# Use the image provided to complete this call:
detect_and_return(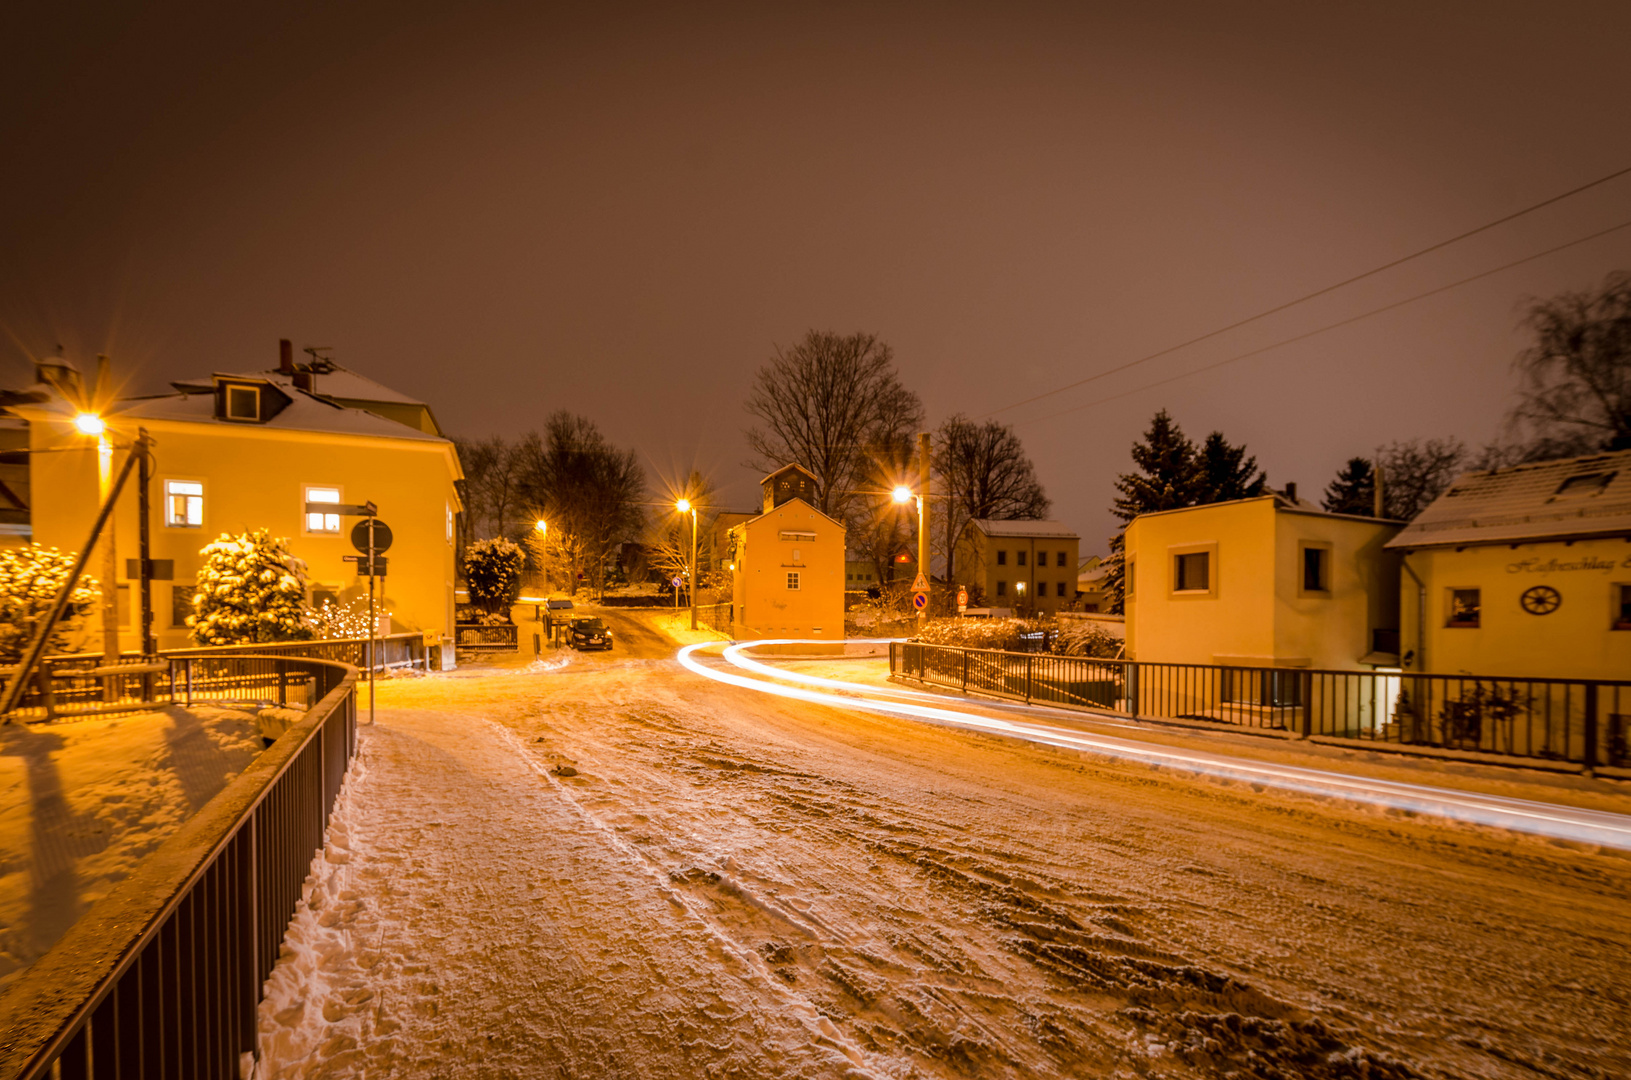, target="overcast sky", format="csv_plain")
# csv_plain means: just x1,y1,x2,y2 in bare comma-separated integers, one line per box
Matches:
5,1,1630,551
